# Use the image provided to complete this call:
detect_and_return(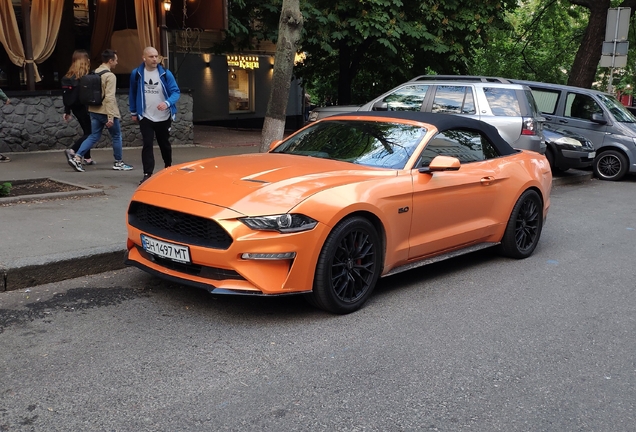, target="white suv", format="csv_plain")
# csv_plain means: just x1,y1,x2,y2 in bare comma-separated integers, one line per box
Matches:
309,76,546,154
